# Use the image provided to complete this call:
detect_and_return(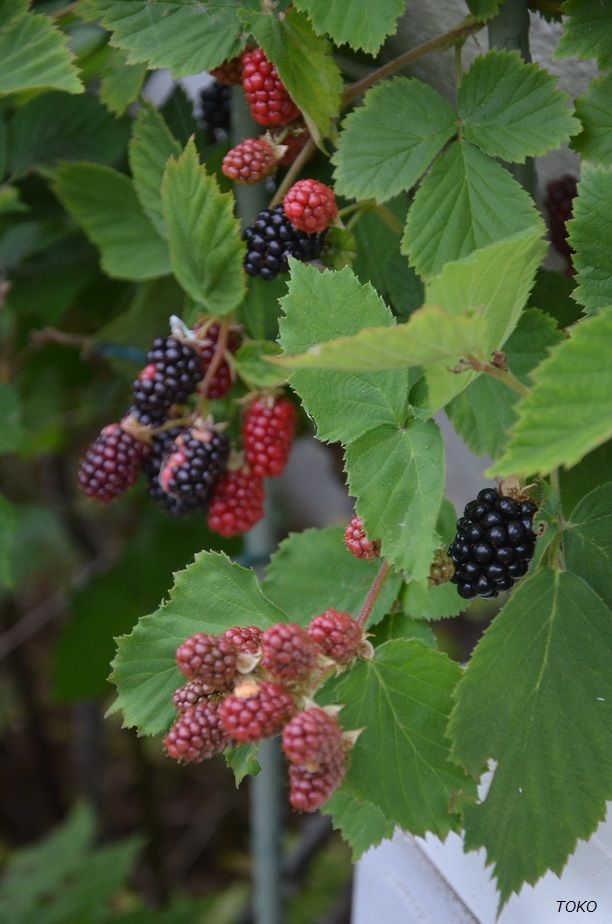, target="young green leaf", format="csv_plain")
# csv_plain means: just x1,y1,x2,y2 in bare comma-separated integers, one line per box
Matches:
54,163,171,281
129,104,181,237
402,140,543,279
252,8,343,147
80,0,245,77
0,2,82,95
449,568,612,907
345,419,444,582
110,552,286,736
568,164,612,313
492,308,612,477
333,78,456,202
573,74,612,165
161,139,245,315
278,262,411,444
322,792,394,860
8,92,130,176
459,51,579,163
335,639,474,837
100,47,147,117
554,0,612,70
564,482,612,610
262,527,402,627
